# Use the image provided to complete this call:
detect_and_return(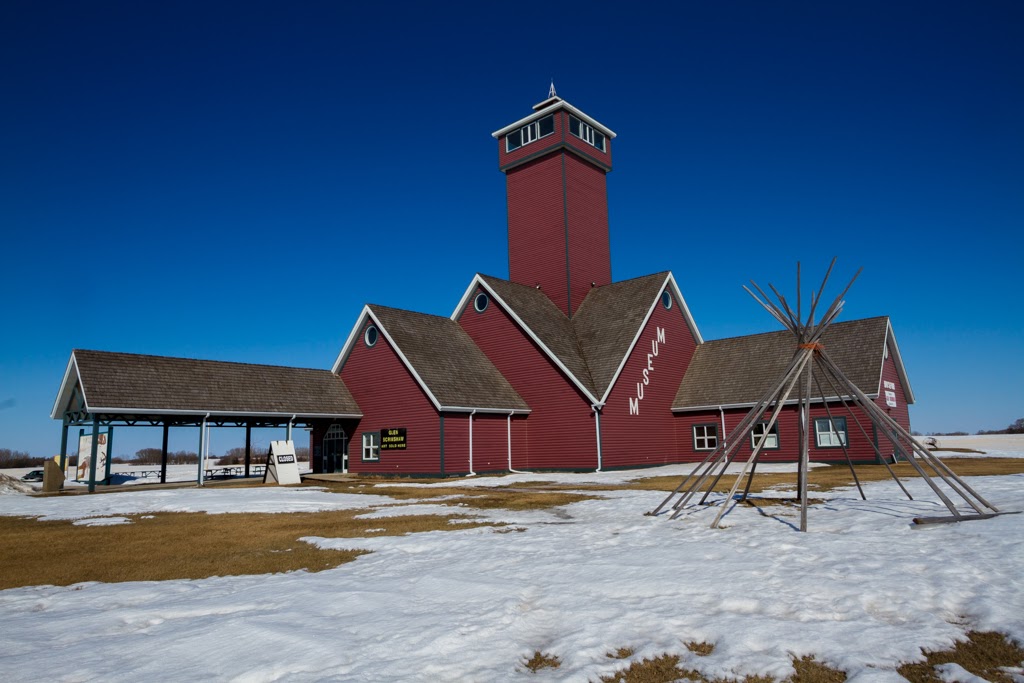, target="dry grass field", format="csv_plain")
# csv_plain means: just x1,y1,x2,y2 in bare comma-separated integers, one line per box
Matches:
3,457,1022,680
